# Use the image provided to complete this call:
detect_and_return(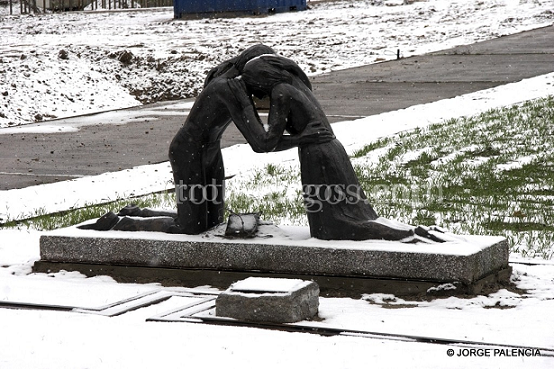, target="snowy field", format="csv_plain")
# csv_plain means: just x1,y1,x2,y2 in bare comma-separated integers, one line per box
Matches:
1,1,554,368
1,0,553,127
